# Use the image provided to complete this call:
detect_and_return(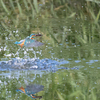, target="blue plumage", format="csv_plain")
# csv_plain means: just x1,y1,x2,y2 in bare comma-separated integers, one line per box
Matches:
15,34,44,47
